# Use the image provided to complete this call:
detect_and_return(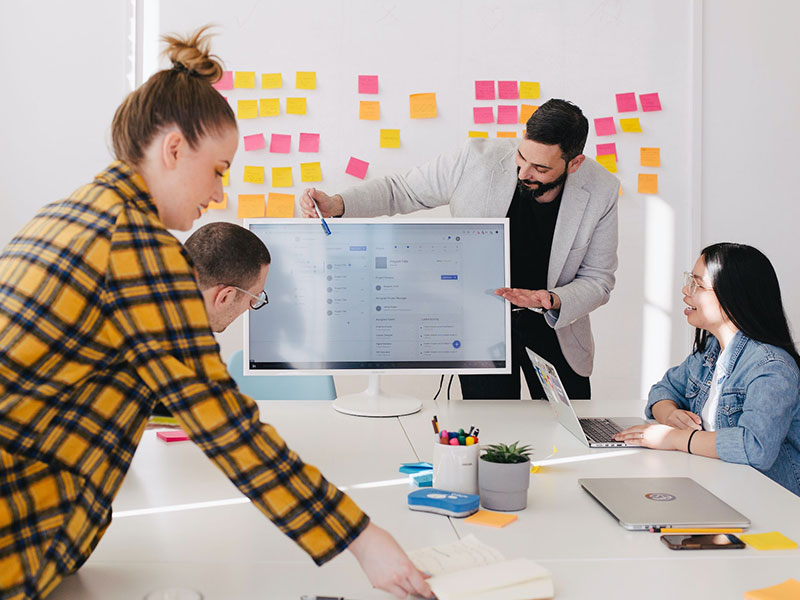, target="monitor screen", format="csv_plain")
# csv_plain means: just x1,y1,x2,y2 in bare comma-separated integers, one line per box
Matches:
243,218,510,375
